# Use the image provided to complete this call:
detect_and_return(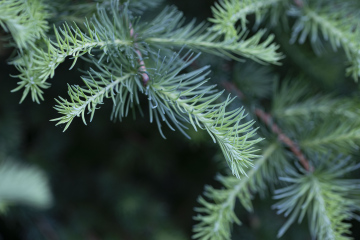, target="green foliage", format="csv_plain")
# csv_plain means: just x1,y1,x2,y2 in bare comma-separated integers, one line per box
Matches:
145,52,261,177
0,161,52,213
288,0,360,81
194,75,360,239
193,142,286,239
271,80,360,154
11,2,282,104
273,156,360,239
0,110,52,214
211,0,360,81
2,0,360,239
143,7,282,64
11,4,134,103
9,0,273,179
210,0,287,37
0,0,49,49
